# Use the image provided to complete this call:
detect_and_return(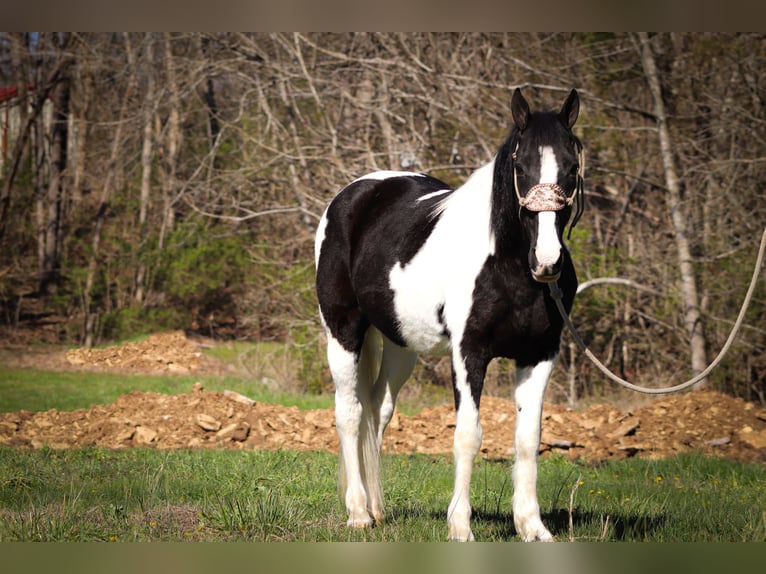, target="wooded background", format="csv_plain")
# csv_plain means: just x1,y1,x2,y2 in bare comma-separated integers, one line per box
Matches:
1,32,764,403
